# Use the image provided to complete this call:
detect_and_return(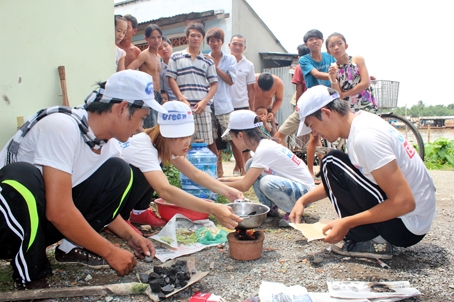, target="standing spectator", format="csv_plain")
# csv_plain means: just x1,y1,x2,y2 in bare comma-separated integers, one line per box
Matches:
166,22,218,154
118,14,141,68
299,29,336,182
204,27,237,178
114,15,127,72
274,44,310,146
253,72,284,133
228,34,255,176
128,24,164,127
158,36,177,101
326,32,377,112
